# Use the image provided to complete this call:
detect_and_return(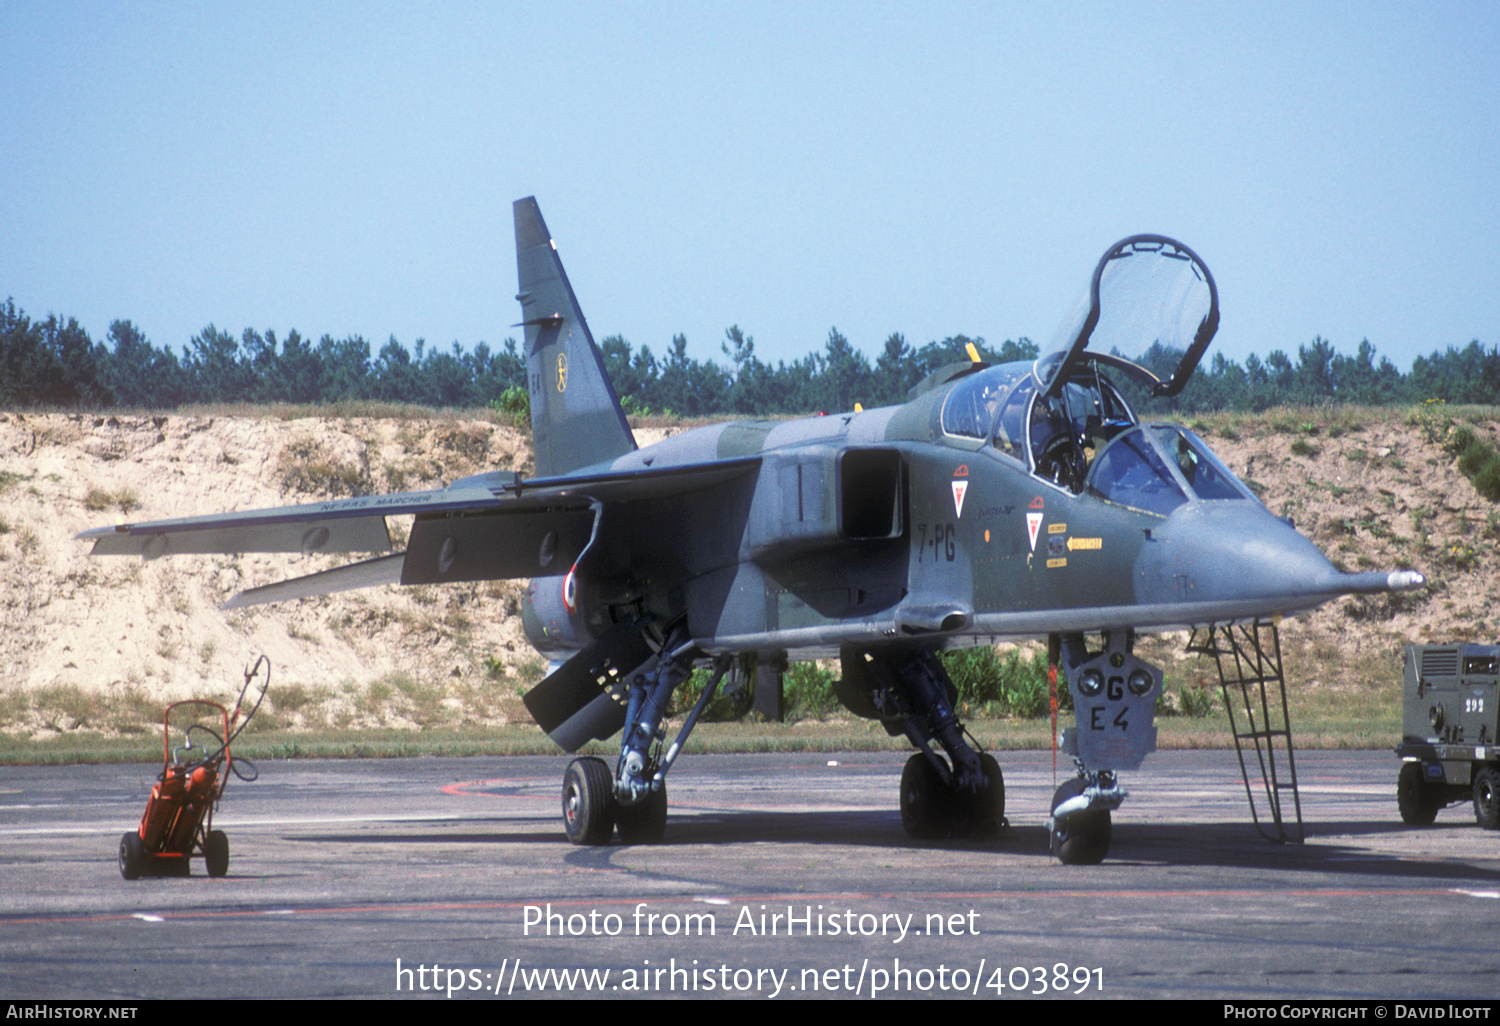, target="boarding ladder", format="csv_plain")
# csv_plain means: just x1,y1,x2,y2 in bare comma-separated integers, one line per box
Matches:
1186,618,1304,843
